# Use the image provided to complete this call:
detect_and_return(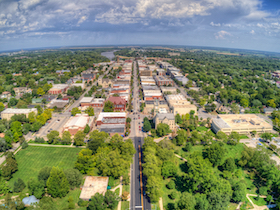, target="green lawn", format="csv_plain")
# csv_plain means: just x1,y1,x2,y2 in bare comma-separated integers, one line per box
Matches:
9,146,82,187
196,126,209,132
121,201,129,210
240,135,249,139
249,196,267,206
